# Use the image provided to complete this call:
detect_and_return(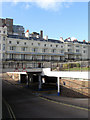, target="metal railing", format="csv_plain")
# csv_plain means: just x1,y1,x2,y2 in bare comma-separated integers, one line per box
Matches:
5,58,64,62
1,62,52,69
